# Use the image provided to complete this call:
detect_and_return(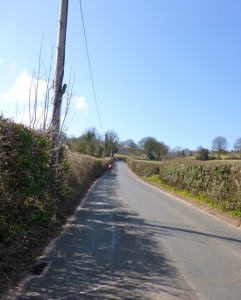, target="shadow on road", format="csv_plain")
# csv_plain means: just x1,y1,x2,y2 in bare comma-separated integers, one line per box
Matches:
6,165,198,300
143,222,241,245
